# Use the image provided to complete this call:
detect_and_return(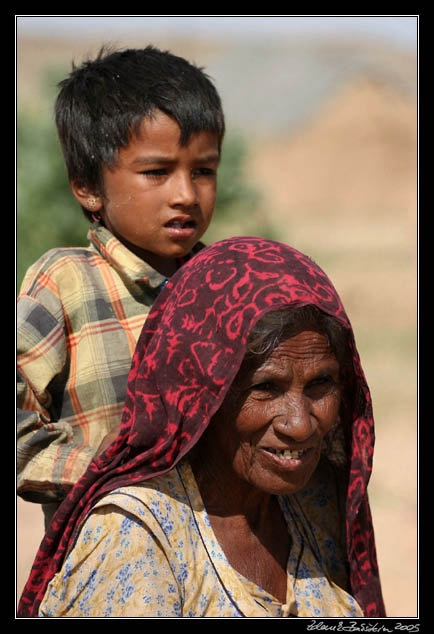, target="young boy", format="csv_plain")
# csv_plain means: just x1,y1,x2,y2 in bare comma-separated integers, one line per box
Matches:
17,45,225,525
